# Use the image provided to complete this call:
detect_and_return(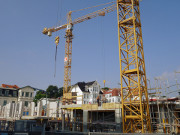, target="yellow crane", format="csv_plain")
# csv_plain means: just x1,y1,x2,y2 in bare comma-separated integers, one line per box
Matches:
42,0,151,133
42,3,116,95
